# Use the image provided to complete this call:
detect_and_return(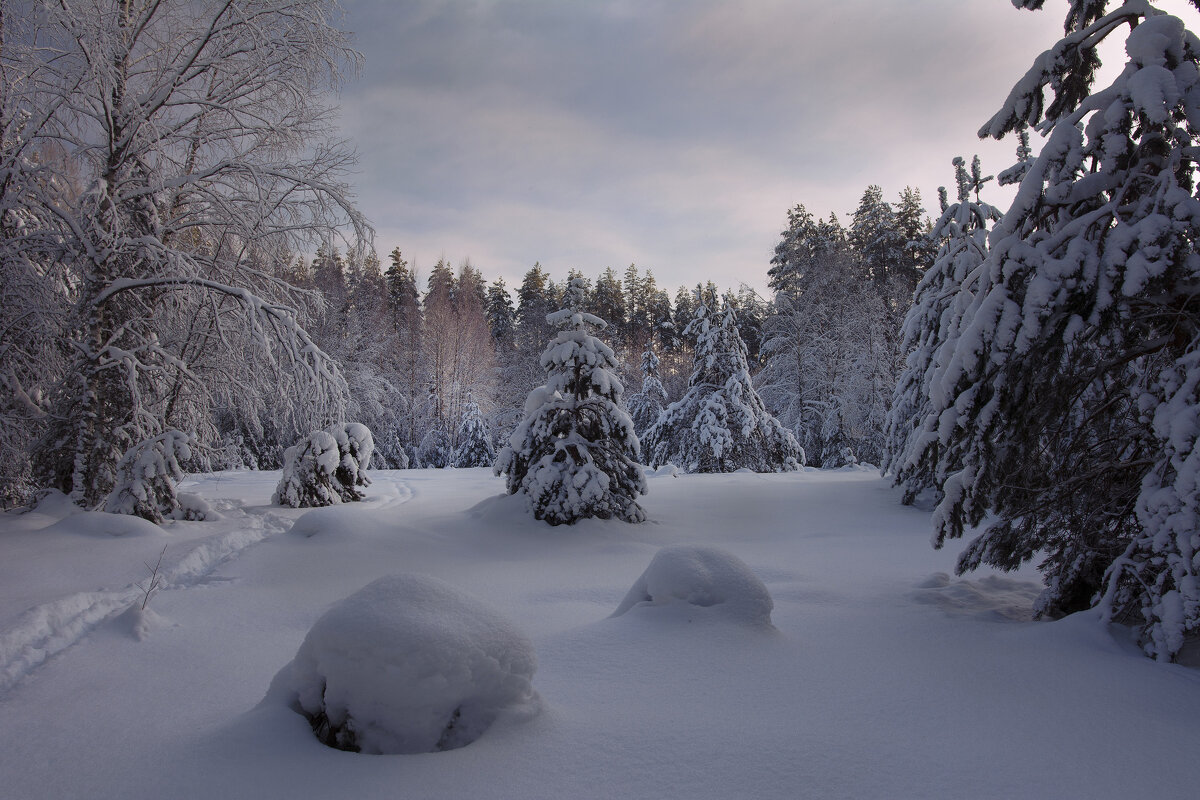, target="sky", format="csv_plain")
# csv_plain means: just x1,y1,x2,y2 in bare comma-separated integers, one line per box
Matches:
333,0,1197,296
